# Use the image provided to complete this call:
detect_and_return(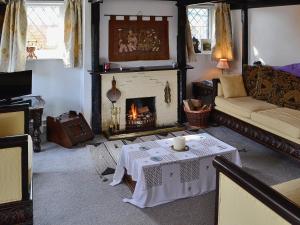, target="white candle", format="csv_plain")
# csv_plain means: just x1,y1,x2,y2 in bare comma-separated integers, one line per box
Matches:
173,136,186,151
